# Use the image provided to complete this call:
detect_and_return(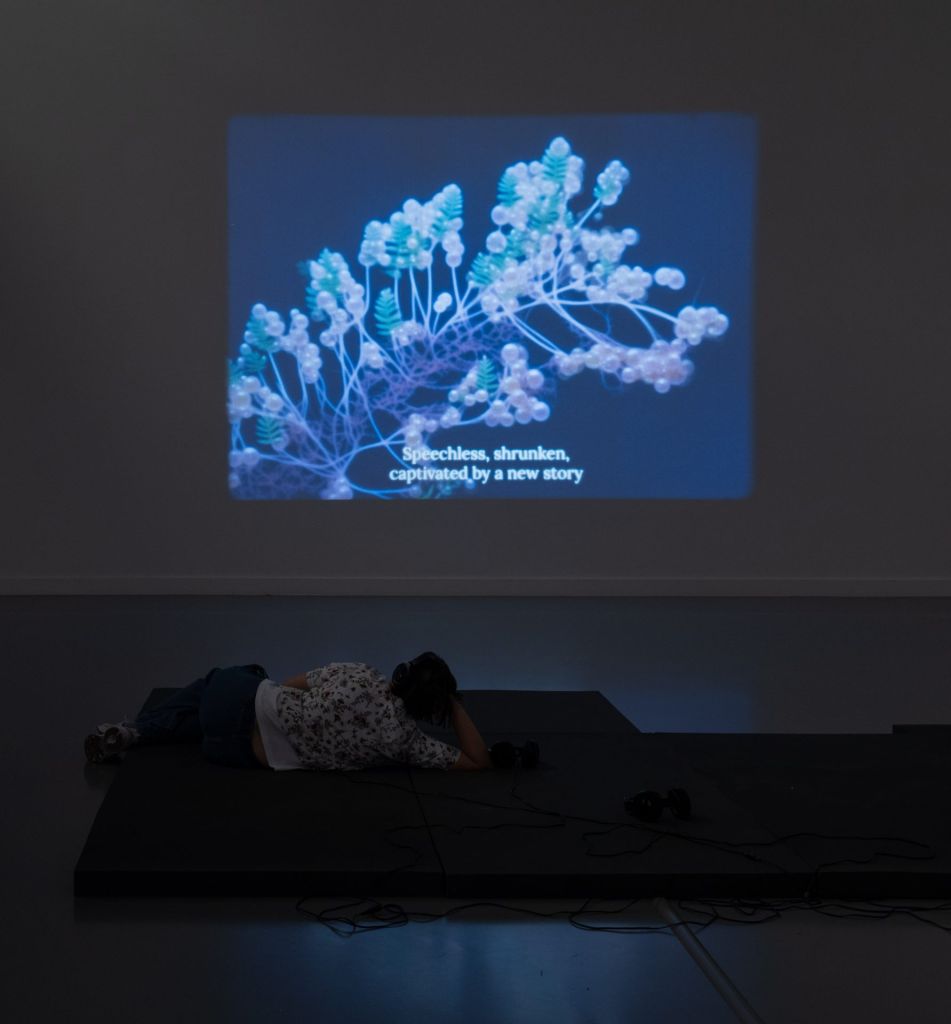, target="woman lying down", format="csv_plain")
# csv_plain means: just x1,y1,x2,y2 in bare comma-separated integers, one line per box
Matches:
84,652,492,772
